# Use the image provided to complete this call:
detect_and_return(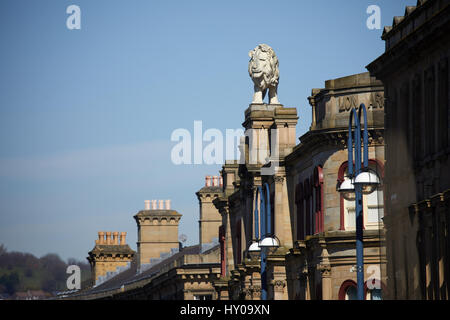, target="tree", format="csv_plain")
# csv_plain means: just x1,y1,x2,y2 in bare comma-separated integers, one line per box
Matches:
0,272,20,294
